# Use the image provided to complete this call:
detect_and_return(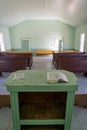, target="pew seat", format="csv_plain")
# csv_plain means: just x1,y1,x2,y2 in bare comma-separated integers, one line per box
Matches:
36,50,53,55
